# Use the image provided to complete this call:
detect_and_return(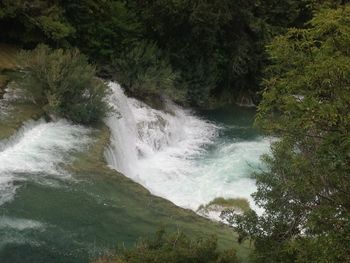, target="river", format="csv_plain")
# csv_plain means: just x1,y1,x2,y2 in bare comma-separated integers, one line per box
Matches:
0,82,270,262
